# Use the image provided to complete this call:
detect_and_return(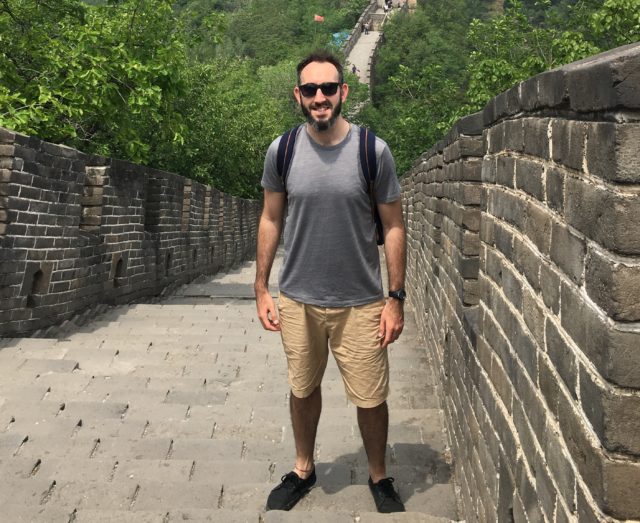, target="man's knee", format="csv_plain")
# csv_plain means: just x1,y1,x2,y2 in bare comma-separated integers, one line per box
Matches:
290,384,321,403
